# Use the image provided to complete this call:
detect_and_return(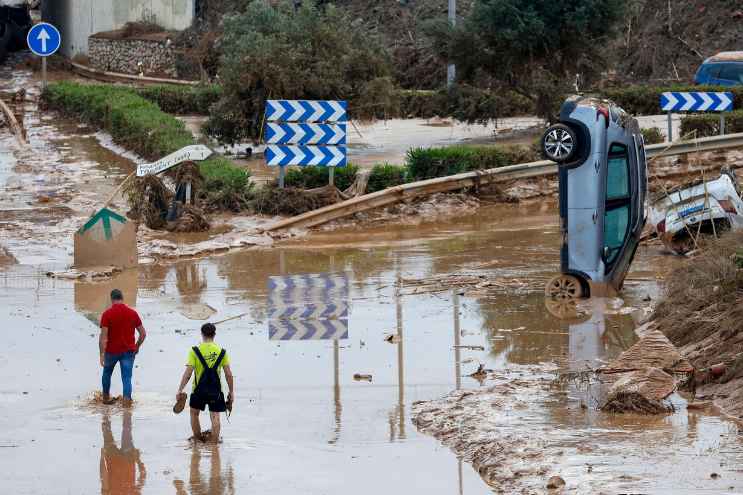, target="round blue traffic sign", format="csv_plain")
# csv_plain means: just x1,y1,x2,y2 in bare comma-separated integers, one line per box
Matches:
27,22,61,57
